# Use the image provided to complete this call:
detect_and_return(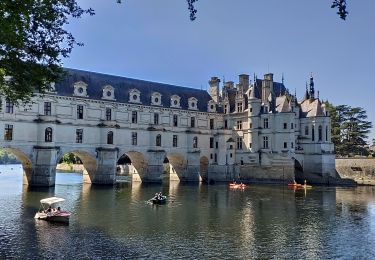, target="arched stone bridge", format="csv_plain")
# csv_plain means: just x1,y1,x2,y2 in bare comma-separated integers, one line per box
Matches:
0,141,210,186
